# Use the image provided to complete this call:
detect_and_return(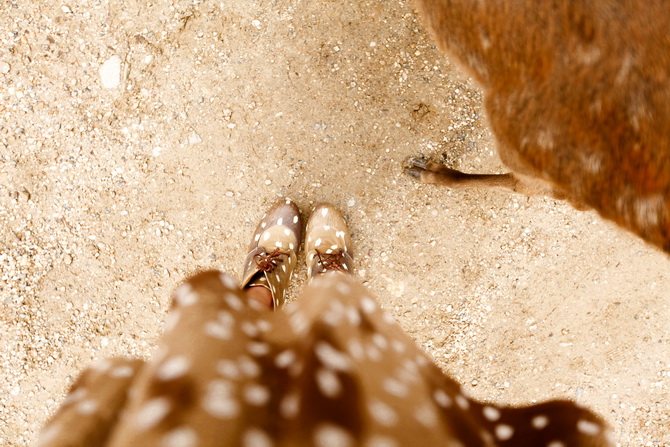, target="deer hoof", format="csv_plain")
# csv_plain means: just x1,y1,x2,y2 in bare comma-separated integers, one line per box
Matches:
405,157,430,180
405,167,424,179
407,157,429,169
